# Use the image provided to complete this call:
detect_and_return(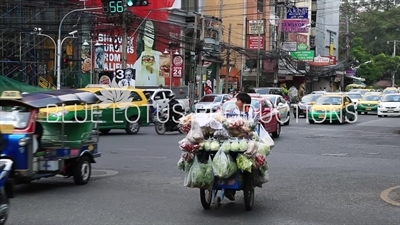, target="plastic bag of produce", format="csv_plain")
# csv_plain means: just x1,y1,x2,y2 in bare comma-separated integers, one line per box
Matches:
212,146,237,178
186,118,205,143
259,125,274,149
186,156,214,189
210,139,220,151
244,140,258,158
258,143,270,157
236,154,253,172
254,169,269,187
177,157,193,172
179,138,201,153
213,128,230,139
254,153,266,168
